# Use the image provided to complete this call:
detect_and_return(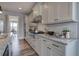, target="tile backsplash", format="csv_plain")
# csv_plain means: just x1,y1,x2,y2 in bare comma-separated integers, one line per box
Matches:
45,22,78,39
